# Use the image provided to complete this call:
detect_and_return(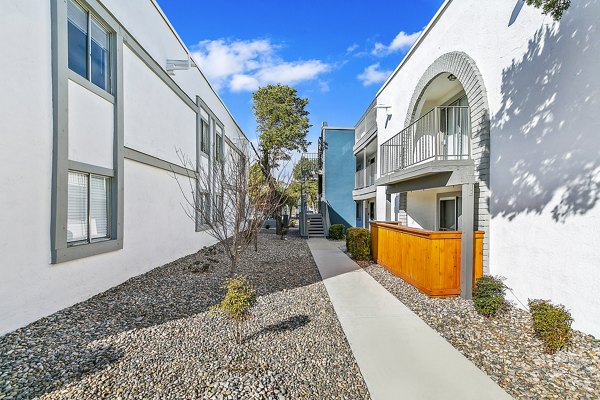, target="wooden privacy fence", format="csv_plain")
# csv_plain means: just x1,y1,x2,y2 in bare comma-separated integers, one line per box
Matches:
370,222,484,297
